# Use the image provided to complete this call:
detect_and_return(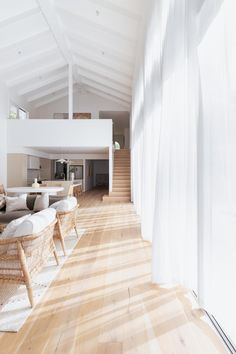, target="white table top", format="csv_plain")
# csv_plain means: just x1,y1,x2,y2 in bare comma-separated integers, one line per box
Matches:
6,186,64,194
